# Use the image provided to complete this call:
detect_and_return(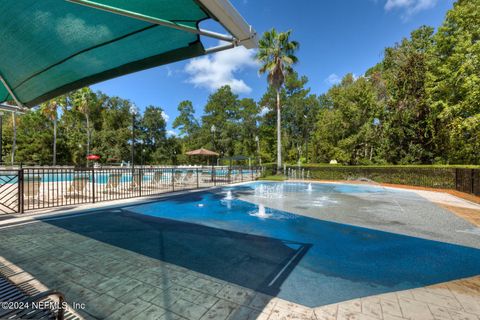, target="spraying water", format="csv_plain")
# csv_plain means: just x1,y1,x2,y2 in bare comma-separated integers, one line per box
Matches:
254,184,284,199
224,190,234,200
307,183,313,192
249,204,272,219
